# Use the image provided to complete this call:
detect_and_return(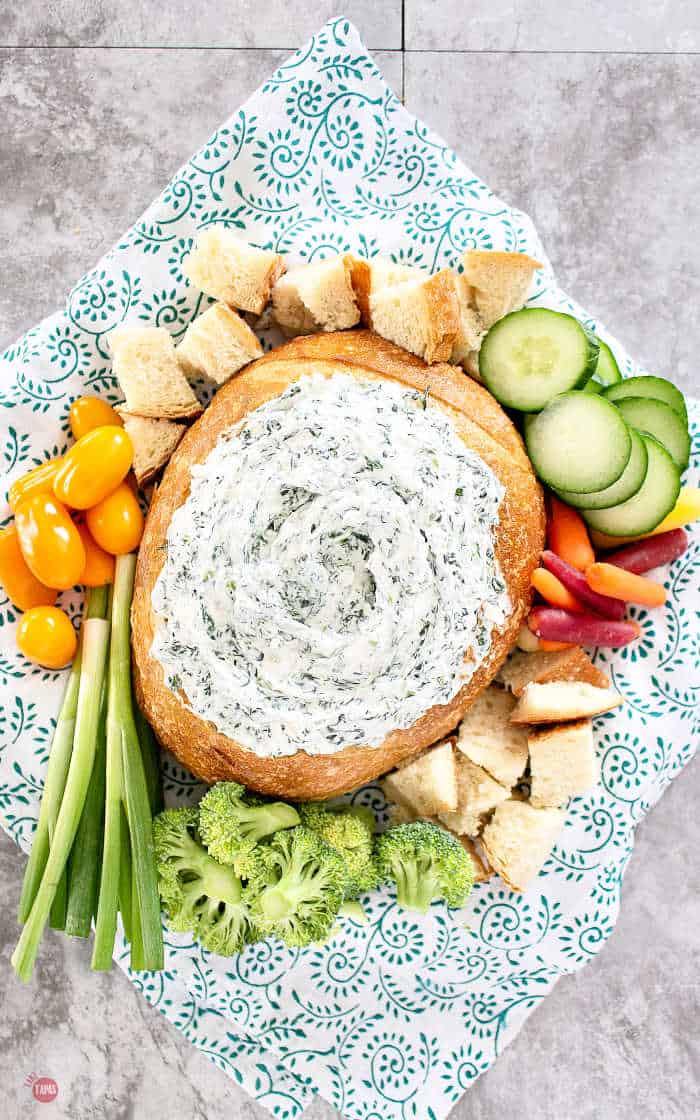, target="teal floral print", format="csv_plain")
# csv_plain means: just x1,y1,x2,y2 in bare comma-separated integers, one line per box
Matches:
0,18,698,1120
